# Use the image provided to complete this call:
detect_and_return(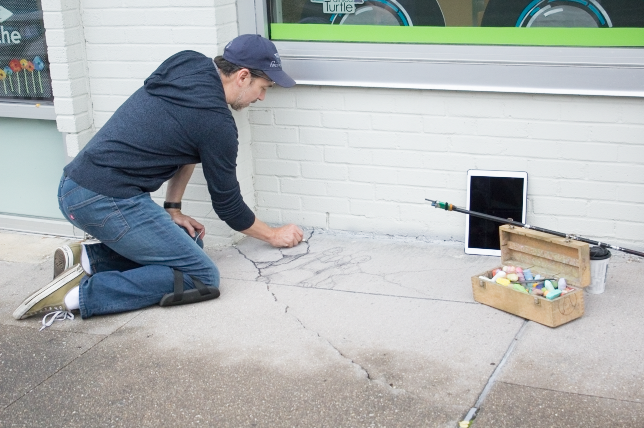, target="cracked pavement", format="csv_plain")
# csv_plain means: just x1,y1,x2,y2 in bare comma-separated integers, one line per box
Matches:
1,228,643,427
